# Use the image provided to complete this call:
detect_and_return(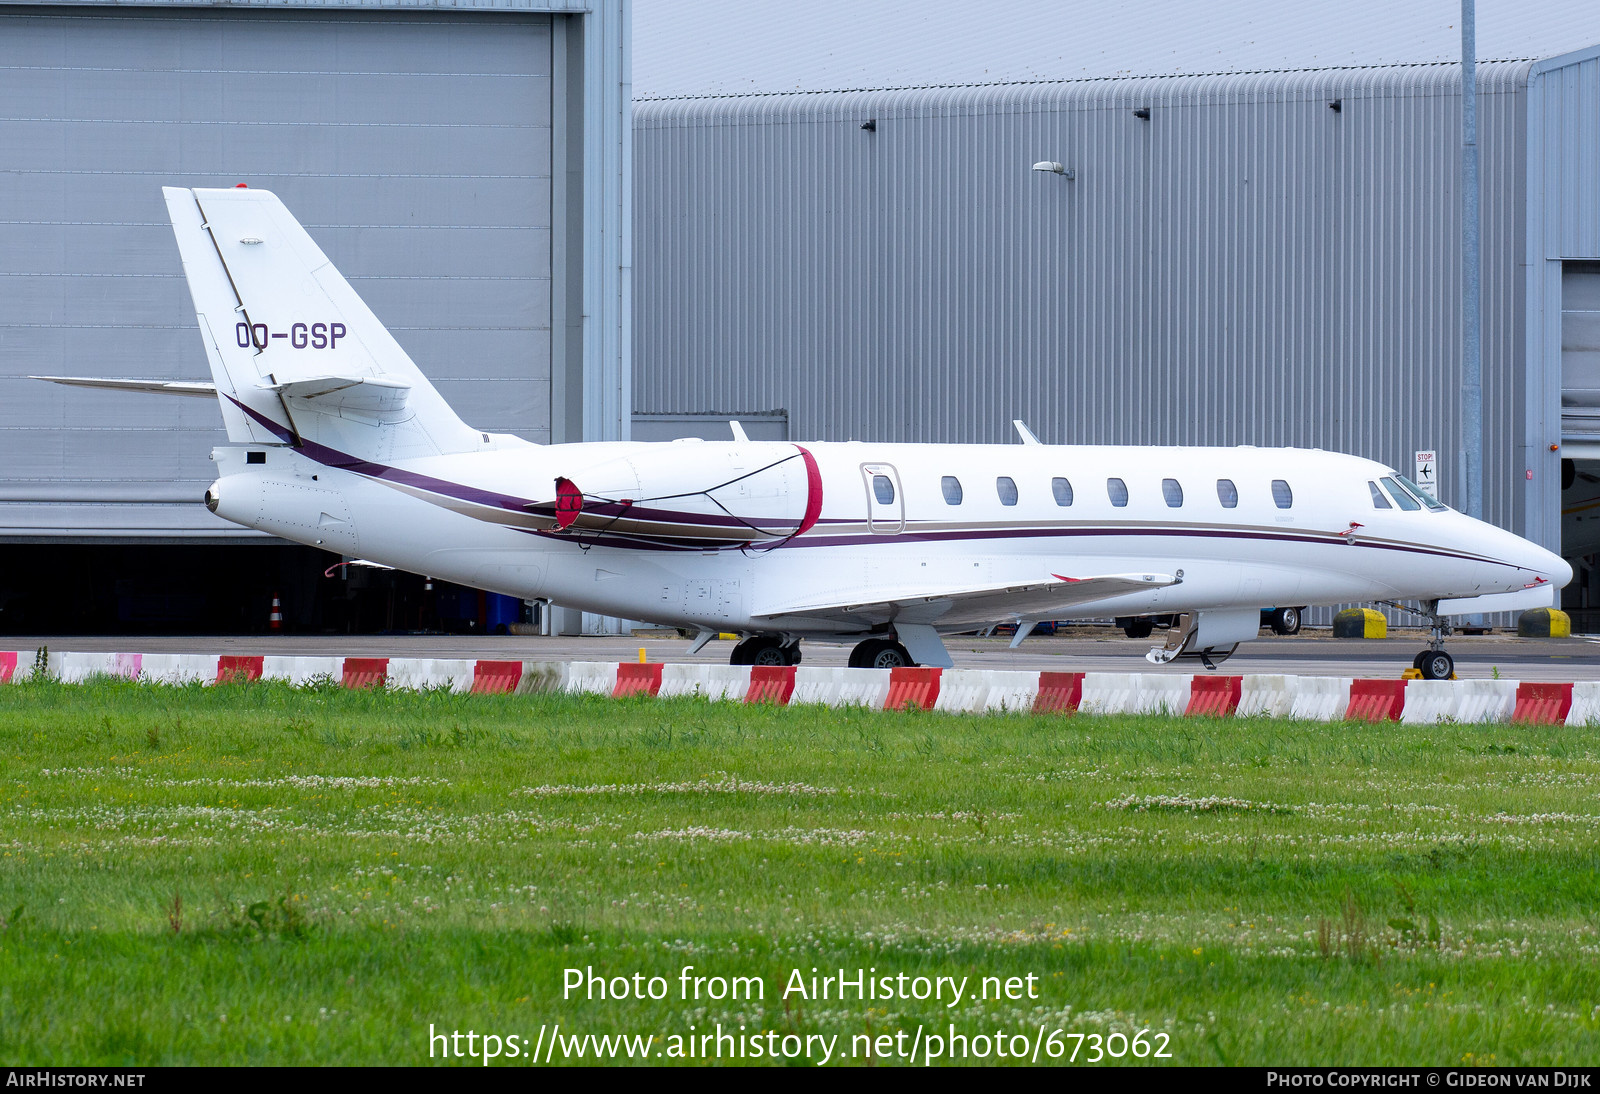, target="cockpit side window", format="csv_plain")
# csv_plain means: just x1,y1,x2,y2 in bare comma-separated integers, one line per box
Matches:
1368,481,1392,509
1380,477,1421,511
